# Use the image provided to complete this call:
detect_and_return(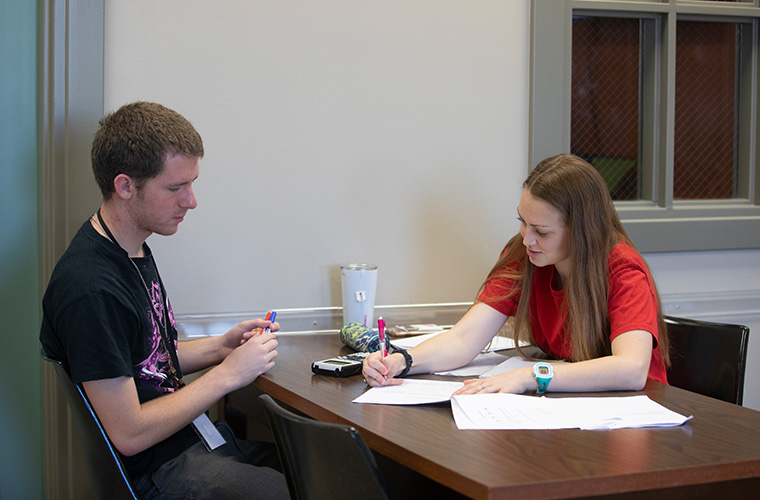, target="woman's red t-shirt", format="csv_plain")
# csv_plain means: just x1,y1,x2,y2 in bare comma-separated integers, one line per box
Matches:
477,243,667,384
